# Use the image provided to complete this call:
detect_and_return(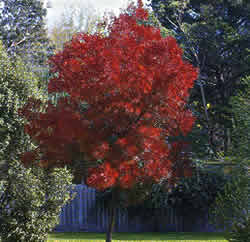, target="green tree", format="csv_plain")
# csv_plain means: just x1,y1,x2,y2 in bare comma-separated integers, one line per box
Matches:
0,41,73,241
209,160,249,241
0,40,43,180
0,0,53,75
150,0,250,157
230,75,250,159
